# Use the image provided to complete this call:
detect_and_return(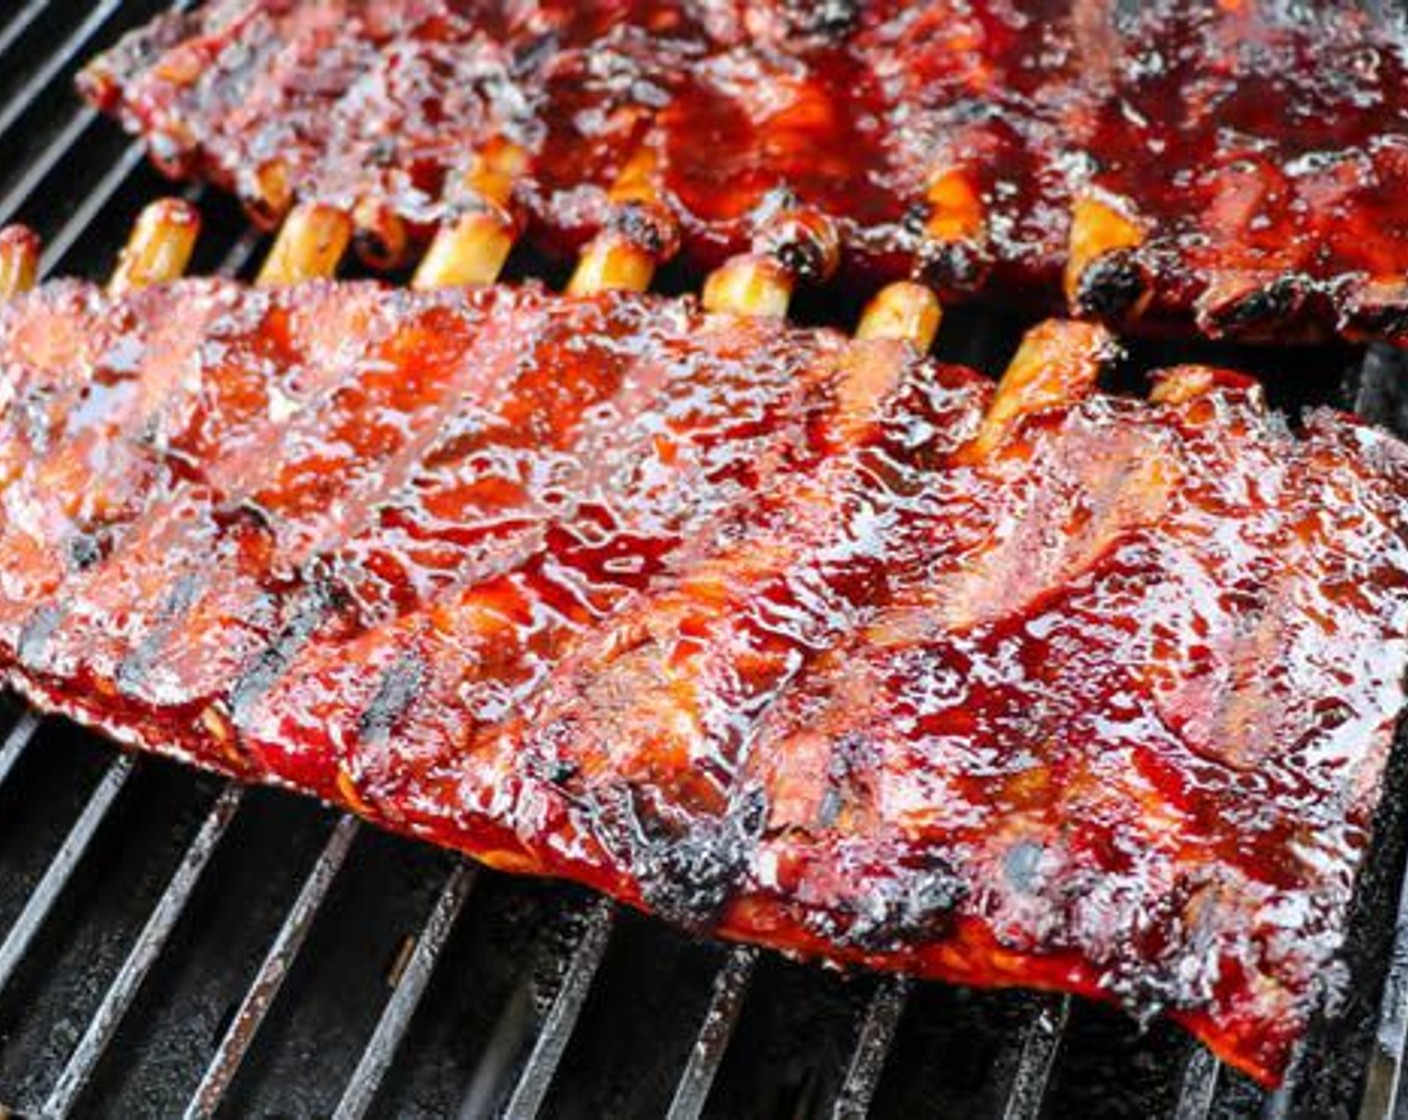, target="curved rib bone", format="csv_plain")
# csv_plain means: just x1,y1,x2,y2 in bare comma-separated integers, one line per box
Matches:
257,203,353,286
0,226,39,300
109,199,201,296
